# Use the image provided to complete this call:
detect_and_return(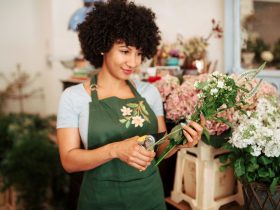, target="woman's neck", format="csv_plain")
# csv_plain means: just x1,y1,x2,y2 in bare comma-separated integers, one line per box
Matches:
97,70,127,90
